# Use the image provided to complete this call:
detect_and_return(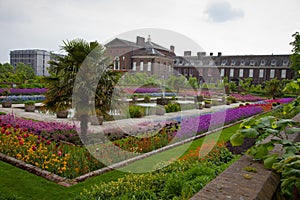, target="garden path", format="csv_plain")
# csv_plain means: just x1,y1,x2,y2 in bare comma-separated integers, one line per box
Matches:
0,102,241,134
